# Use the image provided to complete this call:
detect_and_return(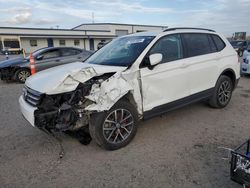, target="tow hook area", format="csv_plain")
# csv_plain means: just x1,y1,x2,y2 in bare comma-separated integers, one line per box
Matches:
39,123,92,159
